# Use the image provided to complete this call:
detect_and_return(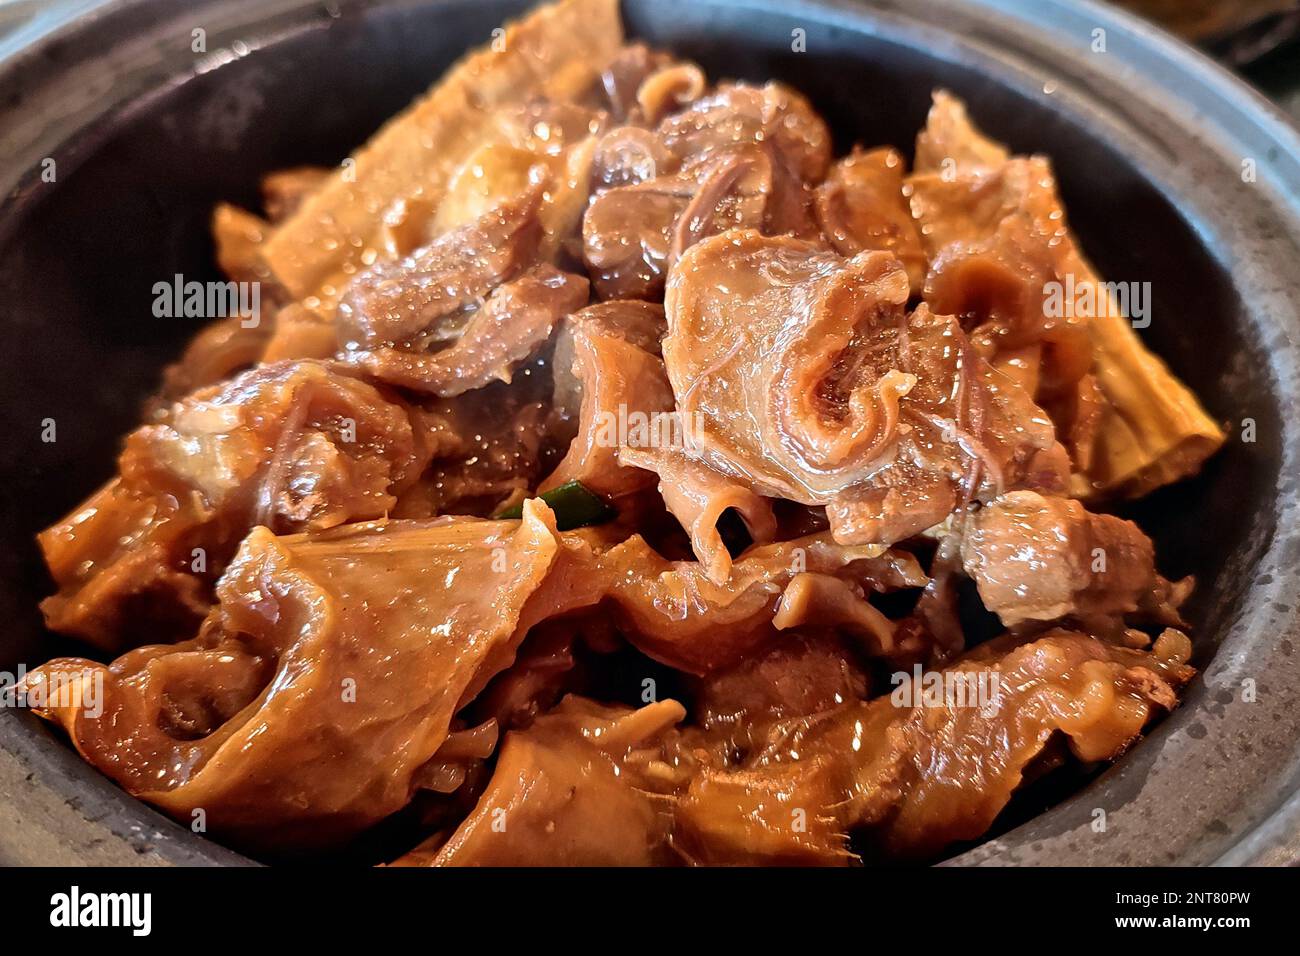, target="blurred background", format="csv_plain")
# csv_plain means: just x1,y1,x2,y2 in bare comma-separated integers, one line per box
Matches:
1116,0,1300,116
1,0,1298,116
